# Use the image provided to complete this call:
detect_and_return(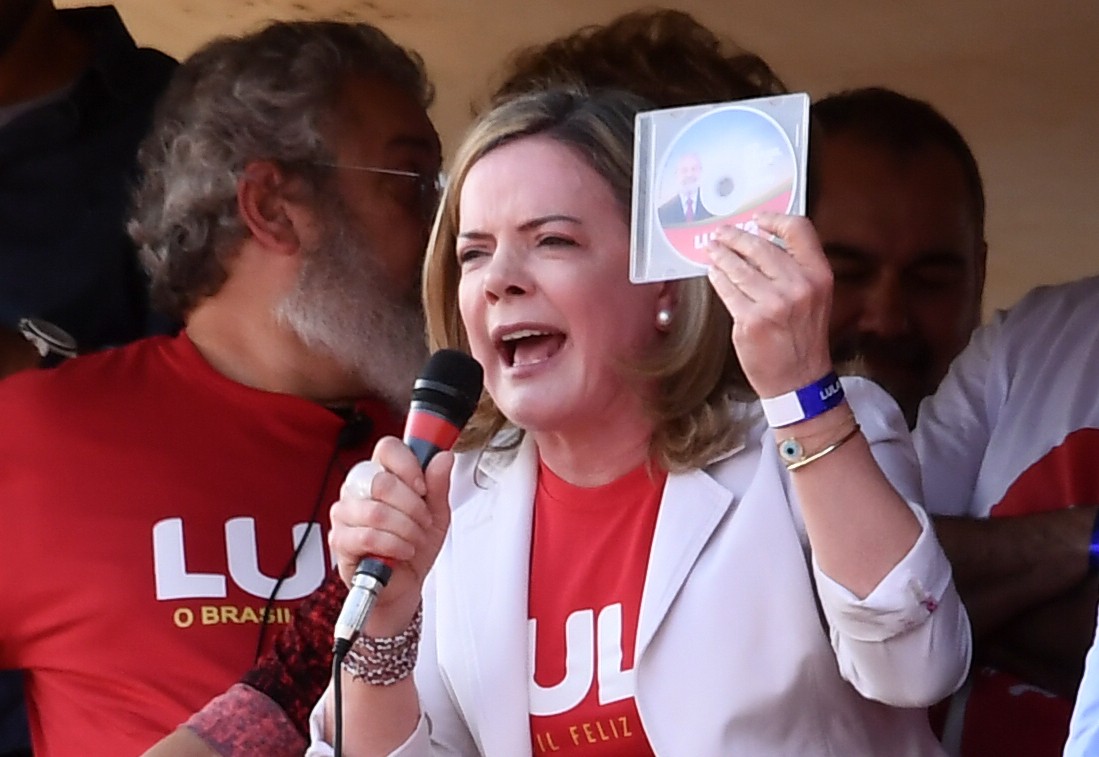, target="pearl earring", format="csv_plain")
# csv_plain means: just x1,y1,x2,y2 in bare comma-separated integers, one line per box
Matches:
656,309,673,328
